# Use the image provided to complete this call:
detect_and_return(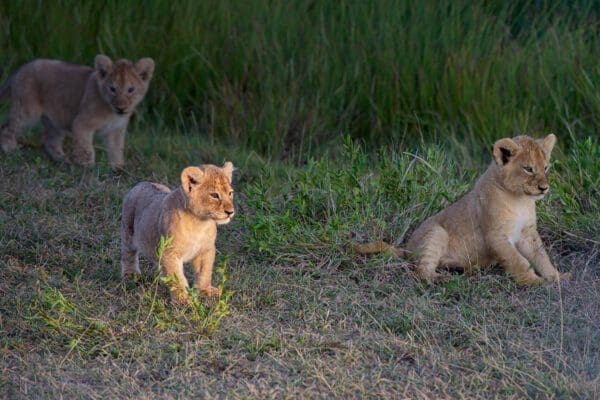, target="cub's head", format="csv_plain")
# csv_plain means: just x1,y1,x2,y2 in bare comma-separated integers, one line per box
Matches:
492,134,556,199
94,54,155,115
180,162,235,225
